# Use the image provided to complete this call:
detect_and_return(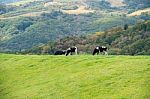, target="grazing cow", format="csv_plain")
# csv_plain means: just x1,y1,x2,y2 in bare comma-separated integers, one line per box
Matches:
66,46,77,56
54,50,66,55
93,46,108,55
